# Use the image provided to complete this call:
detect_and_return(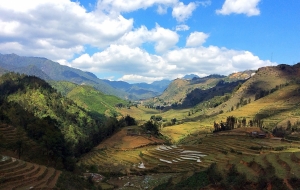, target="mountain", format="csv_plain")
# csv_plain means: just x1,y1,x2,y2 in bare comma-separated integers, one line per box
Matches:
0,73,129,161
207,63,300,116
0,53,170,100
102,79,171,99
66,85,128,116
0,66,7,76
150,79,172,90
182,74,199,79
143,74,240,108
0,53,127,98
